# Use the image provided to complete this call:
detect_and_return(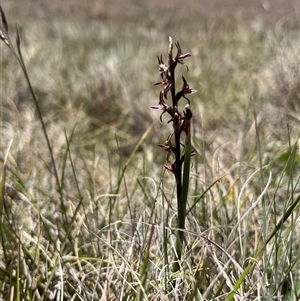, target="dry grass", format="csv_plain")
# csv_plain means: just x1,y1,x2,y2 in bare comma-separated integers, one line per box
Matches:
1,1,300,300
